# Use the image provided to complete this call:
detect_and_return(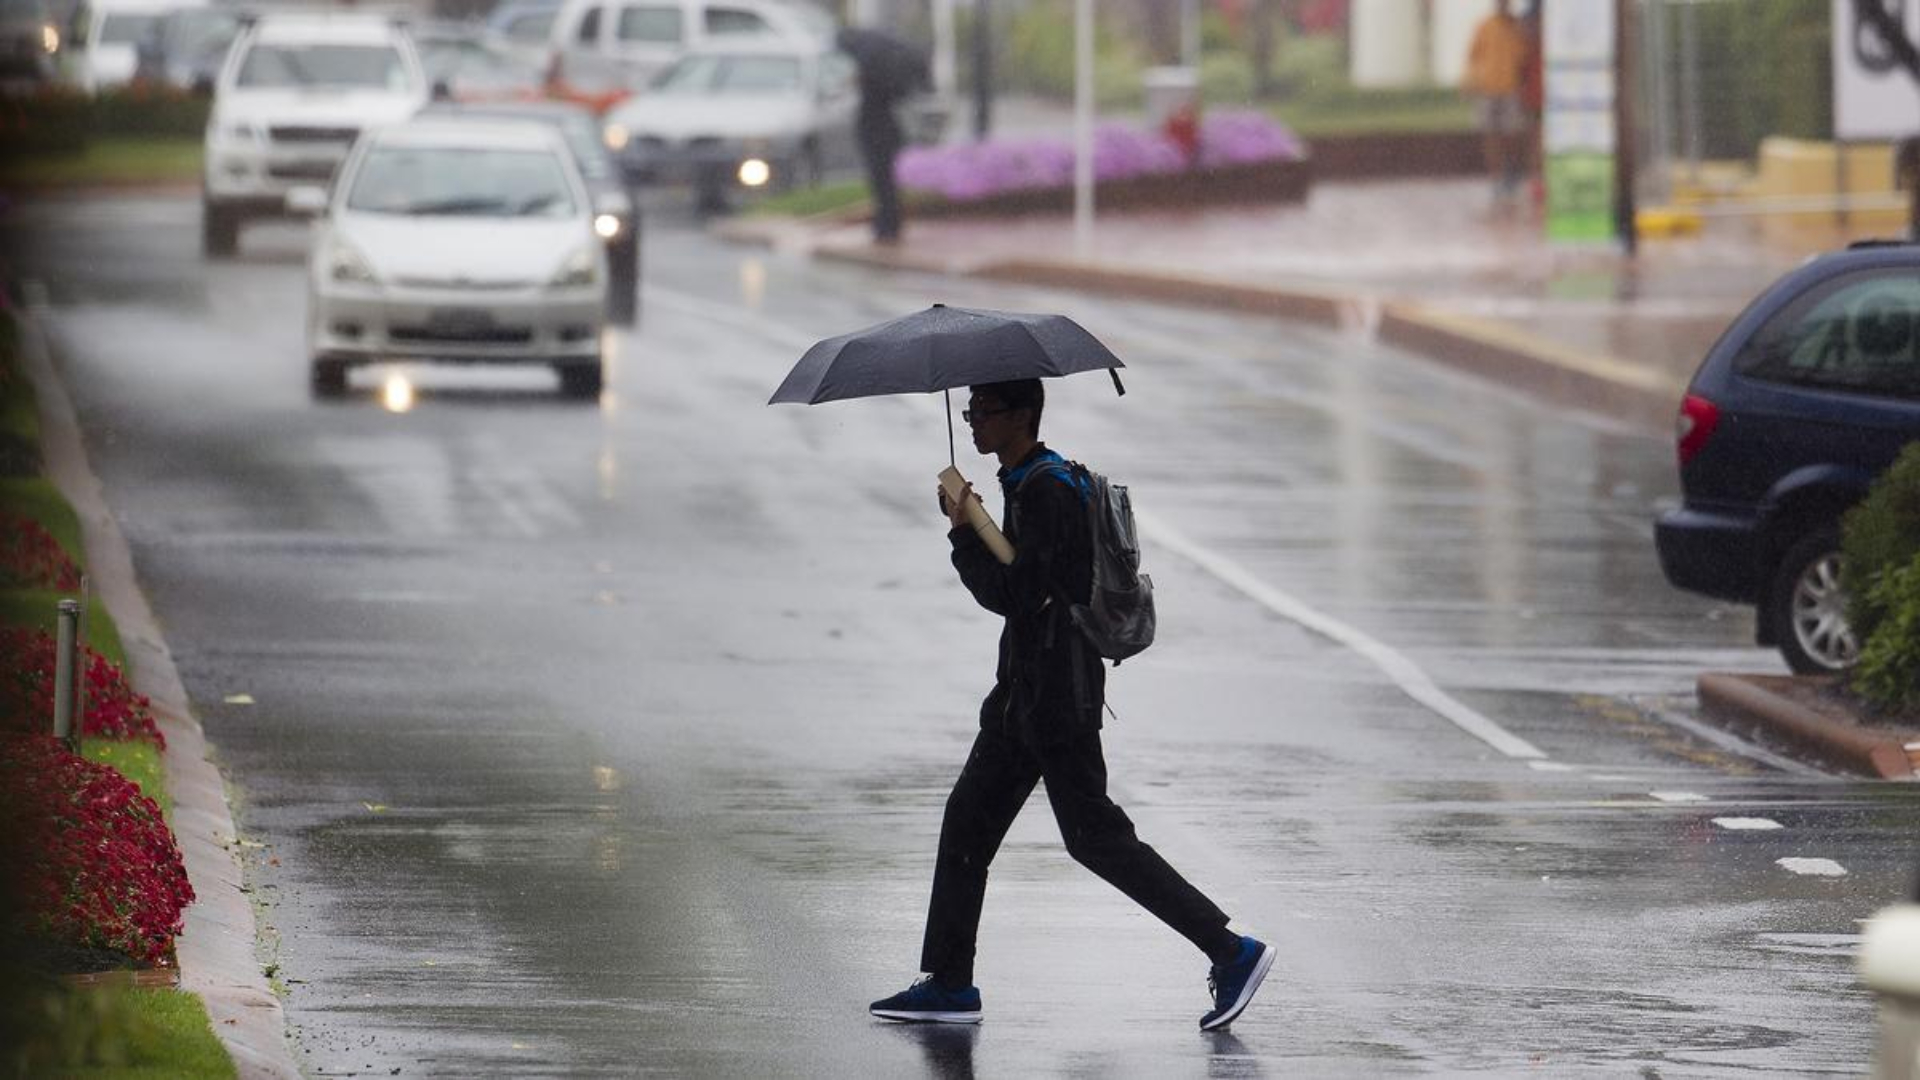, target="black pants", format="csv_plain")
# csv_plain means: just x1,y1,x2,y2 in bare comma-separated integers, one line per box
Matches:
859,123,902,241
919,726,1232,986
